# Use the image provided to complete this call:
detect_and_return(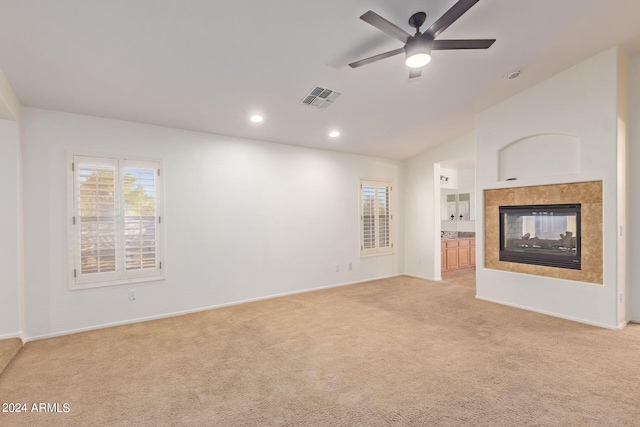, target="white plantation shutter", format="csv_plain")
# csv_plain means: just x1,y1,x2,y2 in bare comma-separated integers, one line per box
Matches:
123,163,157,271
378,185,390,249
362,184,376,250
360,180,393,256
75,157,118,282
71,155,163,289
